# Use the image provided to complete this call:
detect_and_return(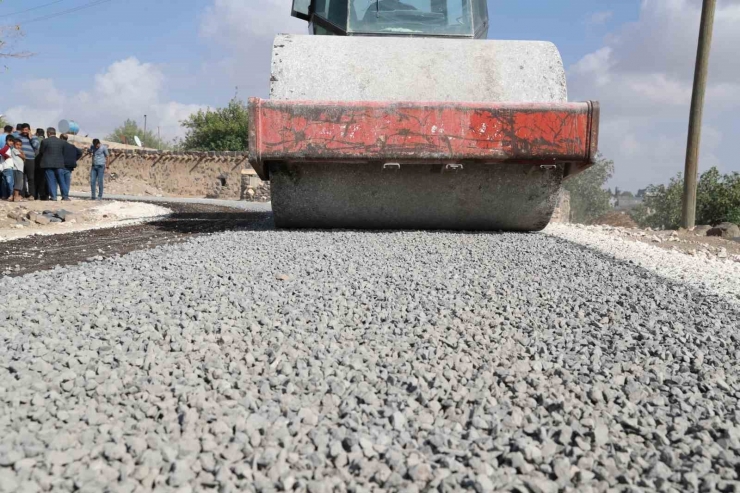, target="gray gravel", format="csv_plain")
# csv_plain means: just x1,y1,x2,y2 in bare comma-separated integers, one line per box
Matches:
546,224,740,303
1,226,740,493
